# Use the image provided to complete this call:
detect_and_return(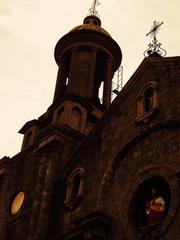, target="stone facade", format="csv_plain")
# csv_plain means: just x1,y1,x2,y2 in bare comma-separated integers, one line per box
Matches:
0,14,180,240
